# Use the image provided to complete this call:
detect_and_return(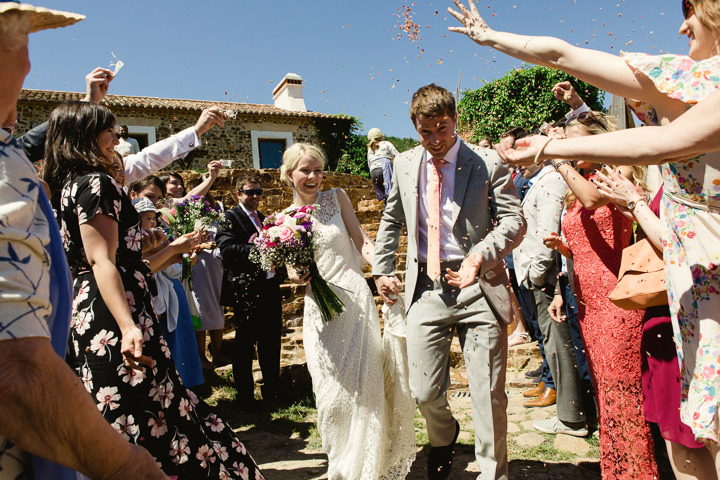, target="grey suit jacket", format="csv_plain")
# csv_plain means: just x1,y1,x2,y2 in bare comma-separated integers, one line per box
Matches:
512,167,567,288
372,140,526,322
